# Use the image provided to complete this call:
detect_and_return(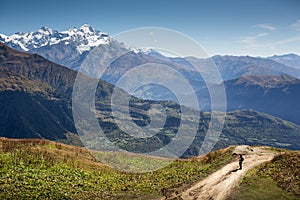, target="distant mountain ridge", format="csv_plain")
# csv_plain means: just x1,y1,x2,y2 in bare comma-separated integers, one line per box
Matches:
2,25,300,80
224,74,300,124
2,25,300,128
192,73,300,124
0,42,299,154
268,53,300,69
228,74,300,88
211,55,300,80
